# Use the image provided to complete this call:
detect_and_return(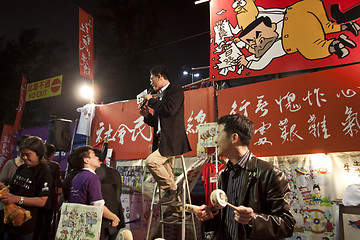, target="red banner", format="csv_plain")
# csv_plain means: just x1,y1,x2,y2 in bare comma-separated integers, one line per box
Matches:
217,64,360,157
184,87,216,156
90,87,216,160
14,76,27,130
79,8,94,80
0,125,16,172
210,0,360,81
